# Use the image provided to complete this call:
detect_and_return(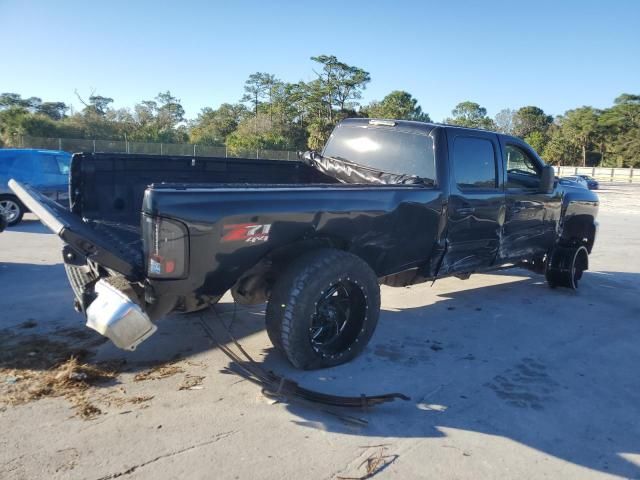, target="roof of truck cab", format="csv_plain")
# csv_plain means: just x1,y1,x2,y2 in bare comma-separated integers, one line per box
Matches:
338,118,507,137
338,118,437,134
